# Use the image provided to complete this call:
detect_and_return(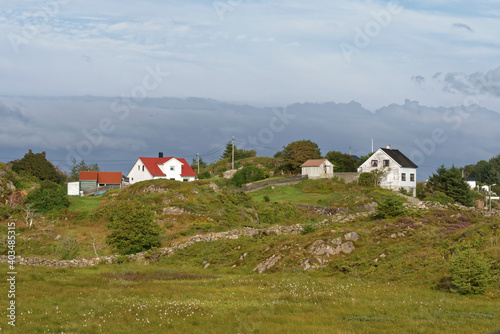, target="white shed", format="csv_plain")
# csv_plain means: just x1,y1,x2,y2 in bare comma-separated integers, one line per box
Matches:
300,159,334,179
